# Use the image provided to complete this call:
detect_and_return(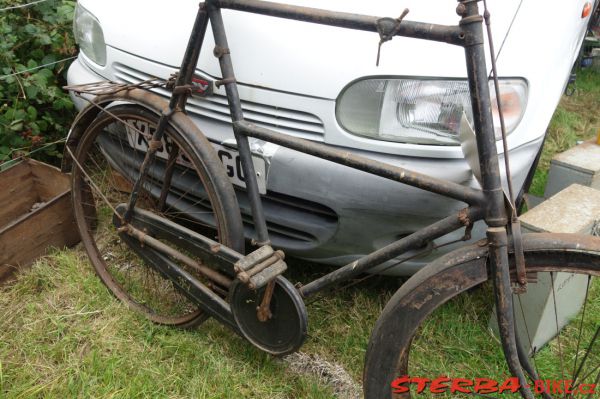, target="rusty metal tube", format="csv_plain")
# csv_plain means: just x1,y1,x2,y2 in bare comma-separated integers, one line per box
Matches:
300,207,482,297
235,121,485,206
214,0,465,46
121,224,233,288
